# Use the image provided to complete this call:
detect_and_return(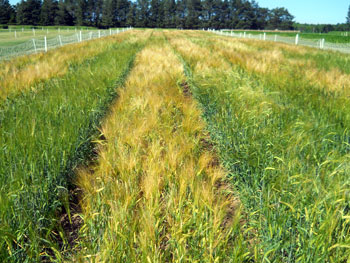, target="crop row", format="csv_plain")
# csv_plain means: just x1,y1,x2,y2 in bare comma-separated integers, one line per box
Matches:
167,30,350,261
75,32,247,262
0,31,145,261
